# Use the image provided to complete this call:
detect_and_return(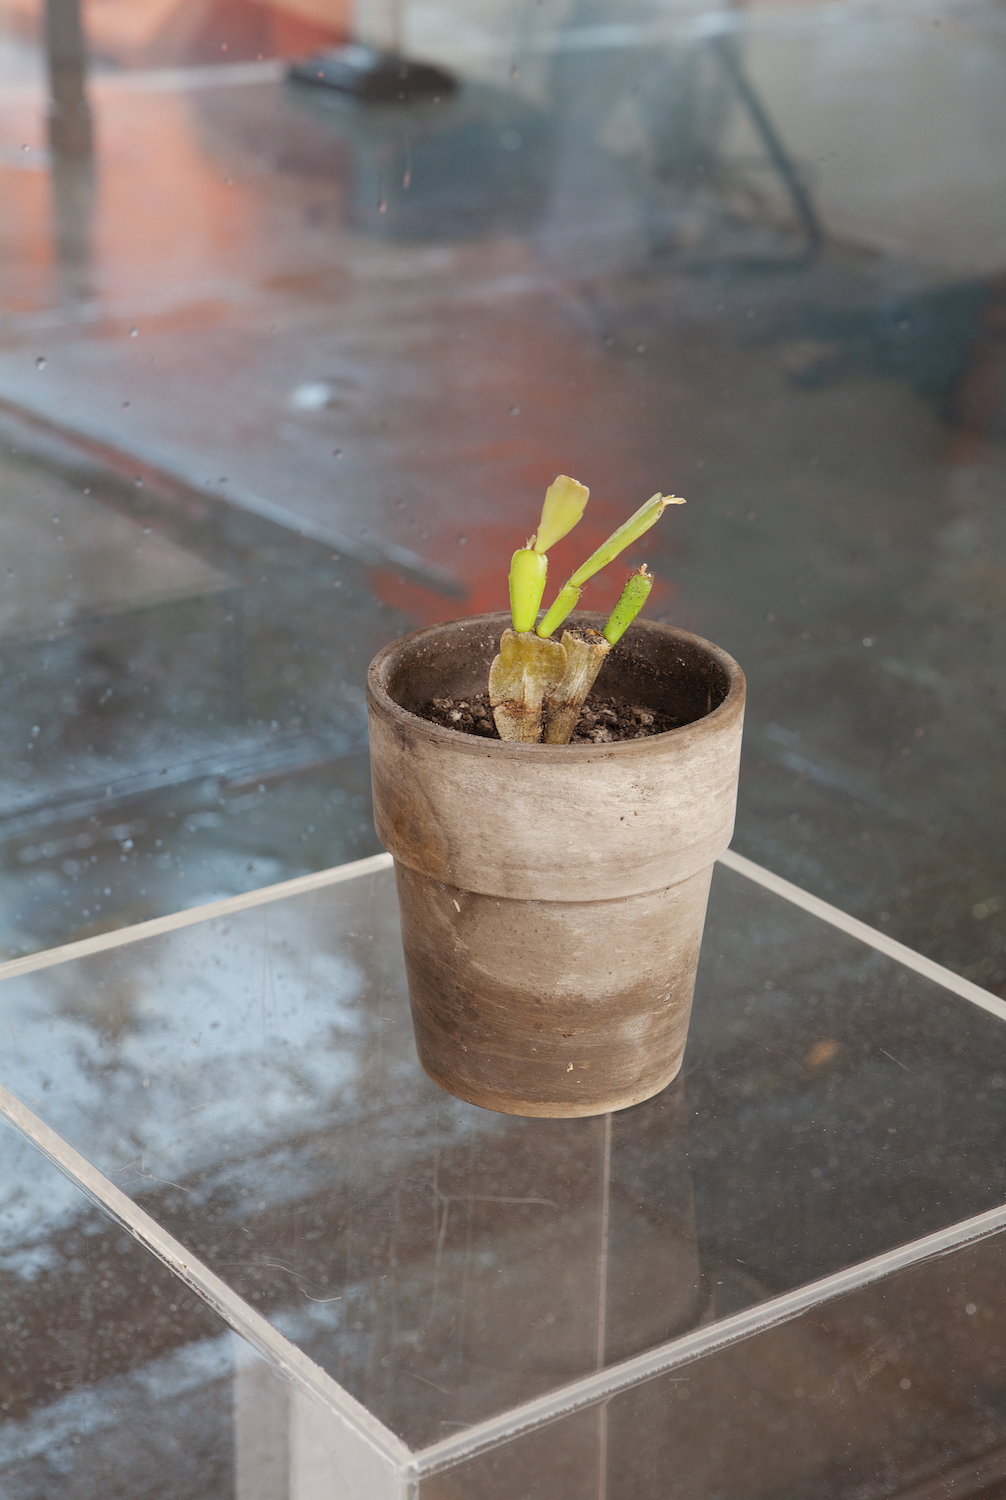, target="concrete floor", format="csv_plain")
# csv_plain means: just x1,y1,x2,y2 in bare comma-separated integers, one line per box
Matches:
0,3,1003,1002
